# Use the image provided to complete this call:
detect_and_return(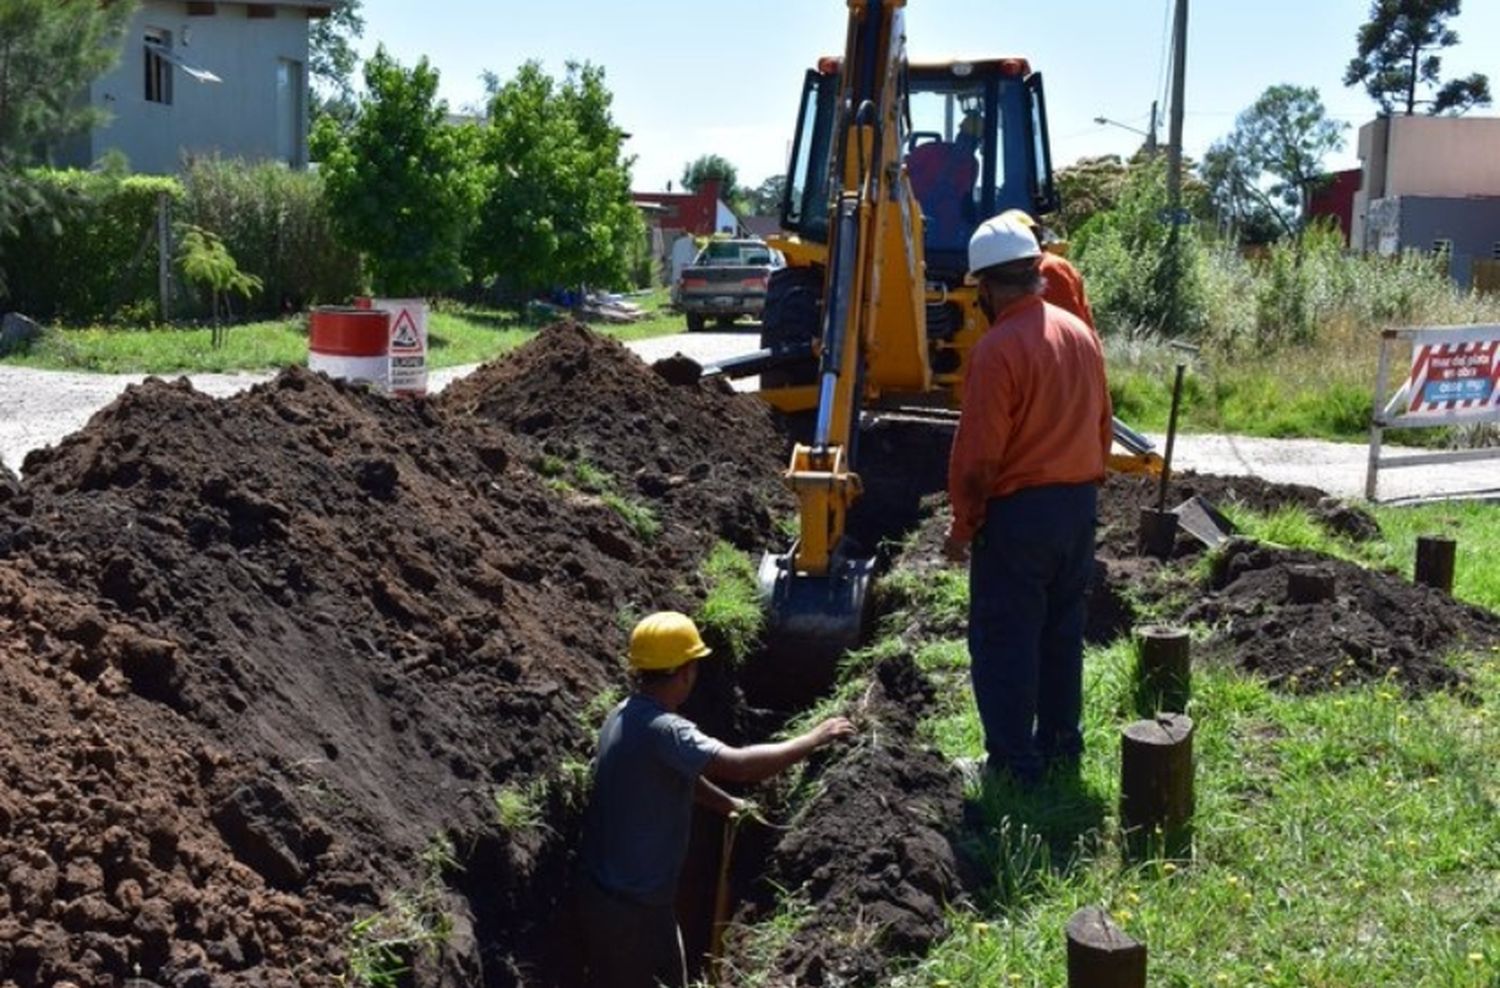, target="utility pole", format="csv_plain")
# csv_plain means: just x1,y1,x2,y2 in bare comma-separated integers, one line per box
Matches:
1166,0,1188,216
1148,100,1159,159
